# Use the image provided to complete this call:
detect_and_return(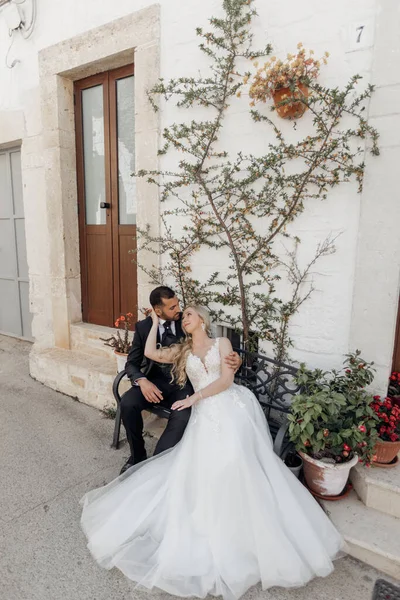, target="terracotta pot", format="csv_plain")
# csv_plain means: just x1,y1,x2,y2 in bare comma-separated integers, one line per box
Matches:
114,350,128,373
272,83,308,119
299,451,358,497
373,439,400,465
